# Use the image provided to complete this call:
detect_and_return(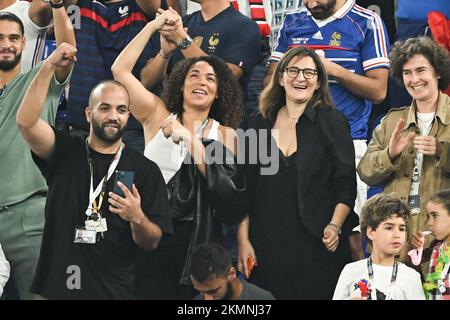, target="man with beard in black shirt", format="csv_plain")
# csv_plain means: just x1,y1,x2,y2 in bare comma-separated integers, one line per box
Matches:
16,50,172,299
